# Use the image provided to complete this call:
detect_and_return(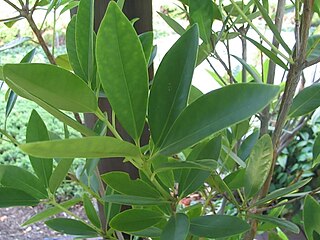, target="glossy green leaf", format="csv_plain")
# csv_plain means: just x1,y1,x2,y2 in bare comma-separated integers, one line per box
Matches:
3,63,98,113
27,110,52,188
20,136,140,159
0,165,47,199
101,171,161,198
190,215,250,238
160,213,190,240
303,195,320,240
238,129,260,160
159,83,279,156
188,85,203,104
23,198,81,226
289,83,320,117
245,134,273,198
83,194,101,228
158,12,186,35
306,35,320,62
232,55,262,83
249,214,299,234
45,218,97,236
76,0,94,82
49,158,74,193
110,209,164,232
254,178,311,206
104,194,169,205
96,2,148,140
139,31,154,63
190,0,214,44
149,25,199,148
0,187,39,207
